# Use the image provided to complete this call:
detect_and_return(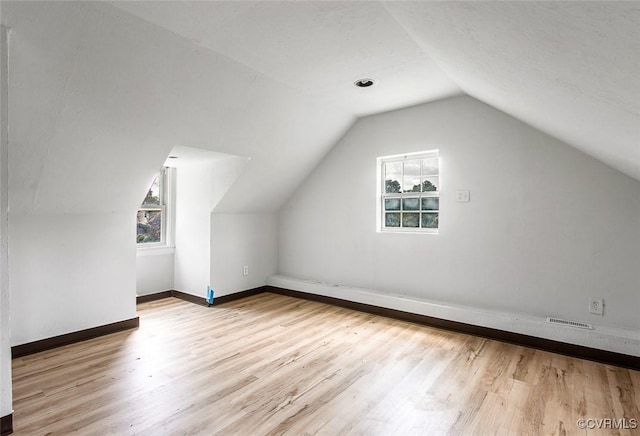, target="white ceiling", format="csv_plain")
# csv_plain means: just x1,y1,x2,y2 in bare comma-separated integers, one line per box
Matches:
110,1,461,117
2,1,638,216
112,0,640,181
163,146,240,168
383,1,640,182
1,1,354,213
